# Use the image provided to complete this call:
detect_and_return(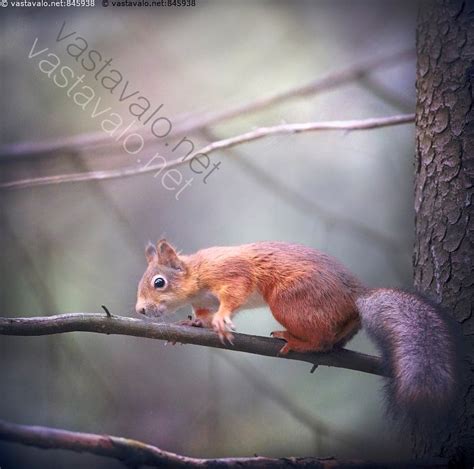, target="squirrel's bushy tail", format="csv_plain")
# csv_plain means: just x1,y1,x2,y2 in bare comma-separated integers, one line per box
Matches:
356,288,462,432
